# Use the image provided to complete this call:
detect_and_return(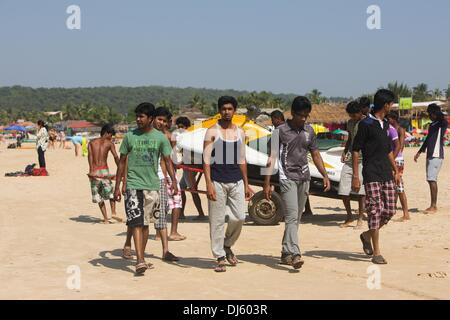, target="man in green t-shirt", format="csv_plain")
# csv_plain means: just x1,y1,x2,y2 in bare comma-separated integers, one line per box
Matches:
114,102,178,275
